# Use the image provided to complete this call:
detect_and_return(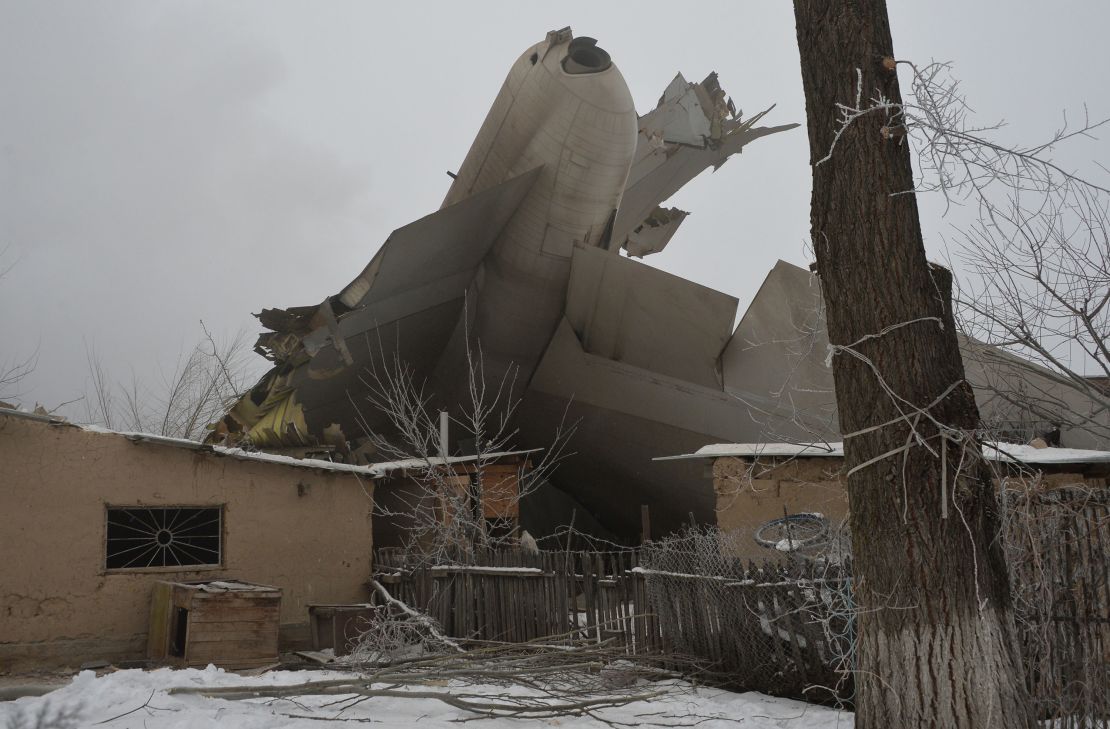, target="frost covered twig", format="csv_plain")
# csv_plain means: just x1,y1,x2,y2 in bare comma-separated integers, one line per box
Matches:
354,302,577,562
168,636,698,723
